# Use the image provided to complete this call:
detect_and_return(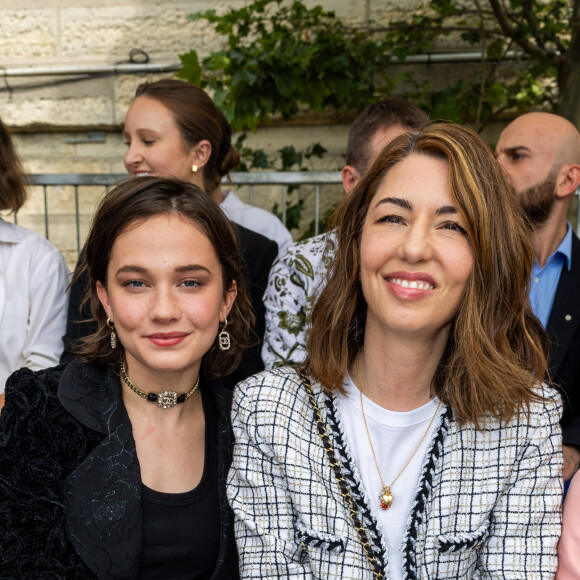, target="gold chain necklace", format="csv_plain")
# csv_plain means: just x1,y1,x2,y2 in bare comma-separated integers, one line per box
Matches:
120,361,199,409
355,351,441,511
